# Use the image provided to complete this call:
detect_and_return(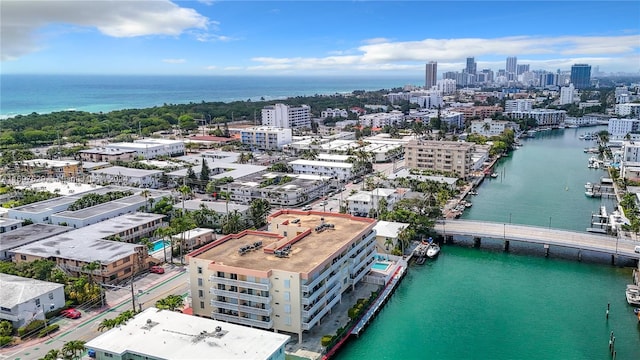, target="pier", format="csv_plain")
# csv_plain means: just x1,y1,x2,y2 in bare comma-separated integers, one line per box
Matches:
322,261,407,360
434,219,640,261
